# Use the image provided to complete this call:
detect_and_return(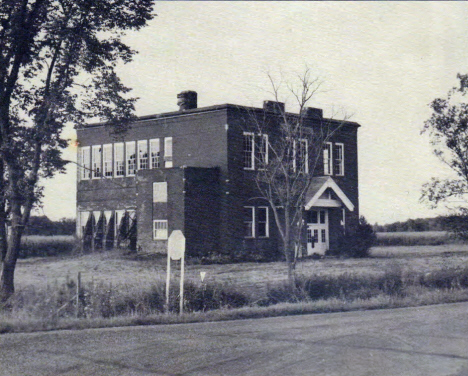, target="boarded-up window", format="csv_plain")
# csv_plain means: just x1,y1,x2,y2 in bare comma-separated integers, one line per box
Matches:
153,182,168,203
